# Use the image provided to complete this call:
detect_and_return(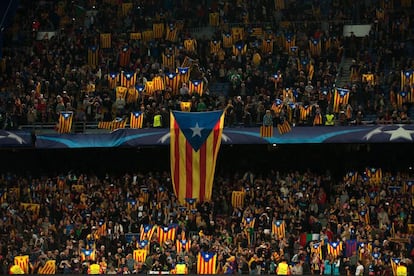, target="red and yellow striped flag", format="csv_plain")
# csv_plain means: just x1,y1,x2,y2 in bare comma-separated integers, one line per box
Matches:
231,191,245,208
130,112,144,129
165,72,180,94
14,255,29,274
130,32,142,40
177,67,190,84
209,12,219,26
222,33,233,48
140,224,157,241
165,25,178,42
107,72,119,89
133,249,147,263
176,239,192,254
260,126,273,137
332,88,350,113
184,38,197,52
272,220,286,240
170,110,225,203
121,3,133,16
158,225,177,244
261,39,274,54
327,241,342,257
142,30,154,42
277,120,291,135
38,260,56,274
197,252,217,274
210,40,221,55
309,38,321,57
57,112,73,134
391,258,401,276
144,81,155,95
87,45,99,68
153,23,165,39
100,33,111,49
120,72,136,88
116,86,127,99
188,79,204,95
152,76,165,91
162,53,175,71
